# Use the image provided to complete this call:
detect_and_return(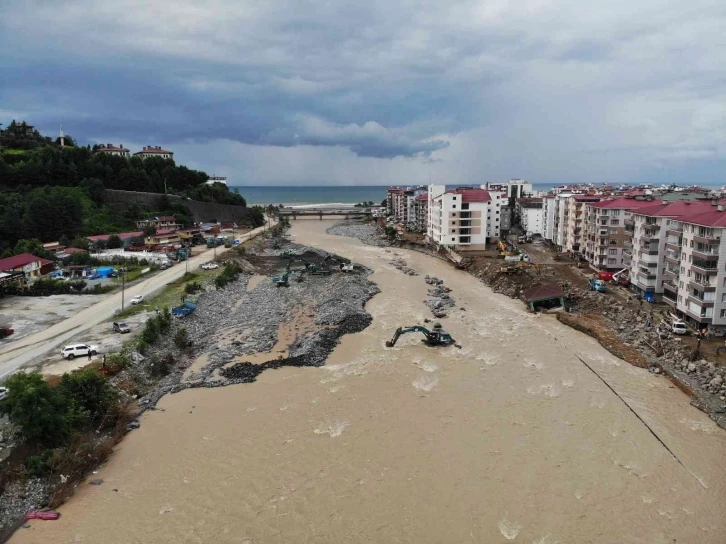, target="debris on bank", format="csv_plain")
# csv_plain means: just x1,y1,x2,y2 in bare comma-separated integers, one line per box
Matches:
389,255,418,276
